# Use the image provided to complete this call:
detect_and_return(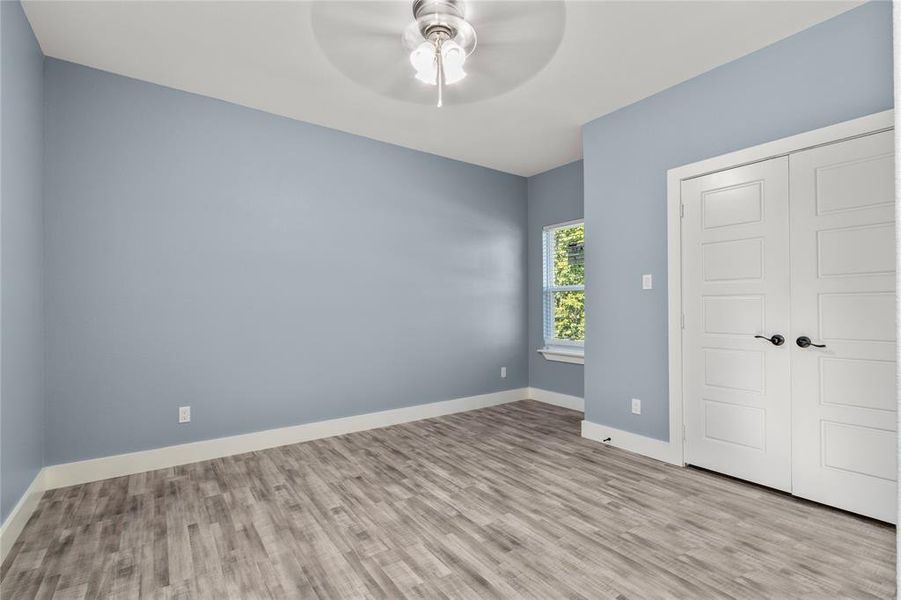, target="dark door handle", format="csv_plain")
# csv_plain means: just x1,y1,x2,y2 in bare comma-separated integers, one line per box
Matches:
754,334,785,346
796,336,826,349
